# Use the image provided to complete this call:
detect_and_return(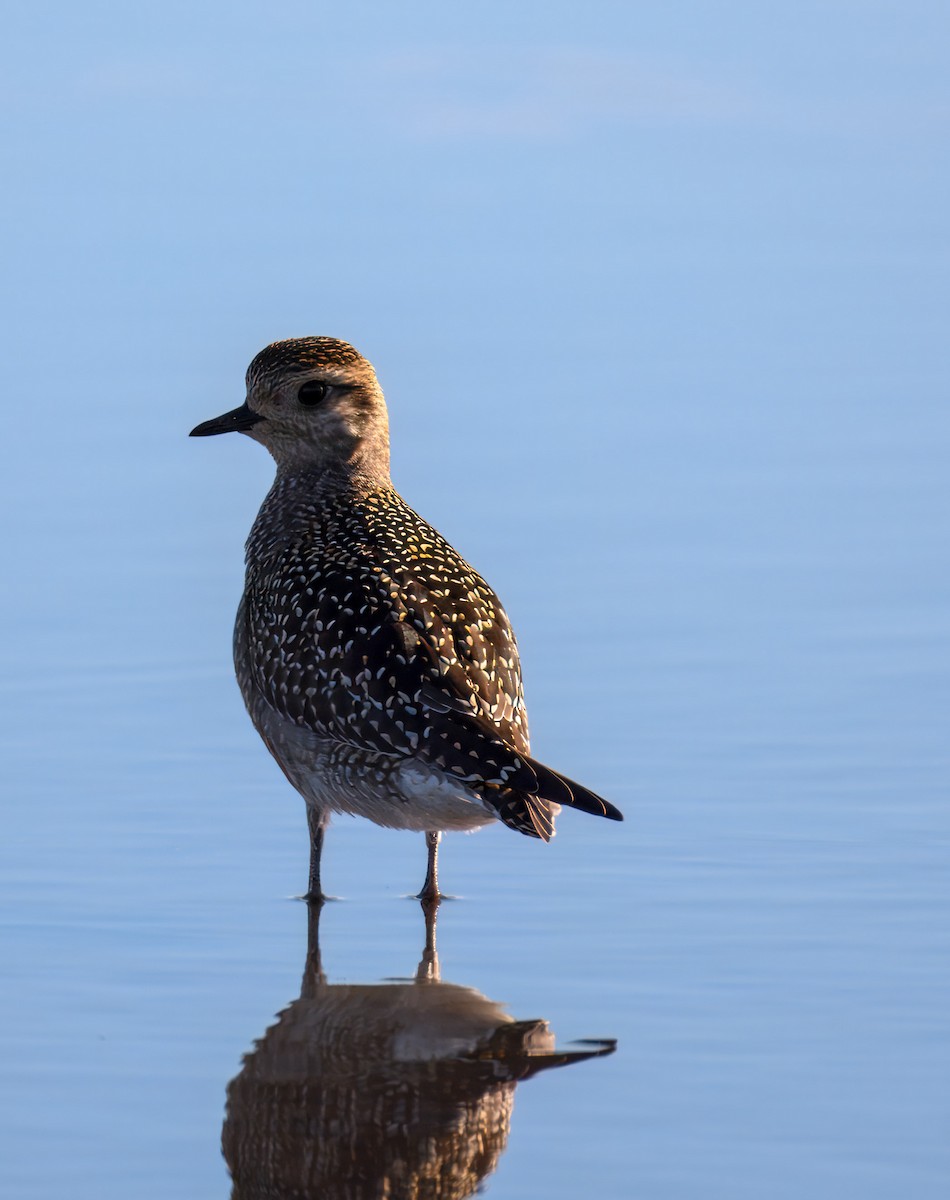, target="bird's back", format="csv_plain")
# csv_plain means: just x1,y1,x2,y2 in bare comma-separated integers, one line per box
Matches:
236,471,532,777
